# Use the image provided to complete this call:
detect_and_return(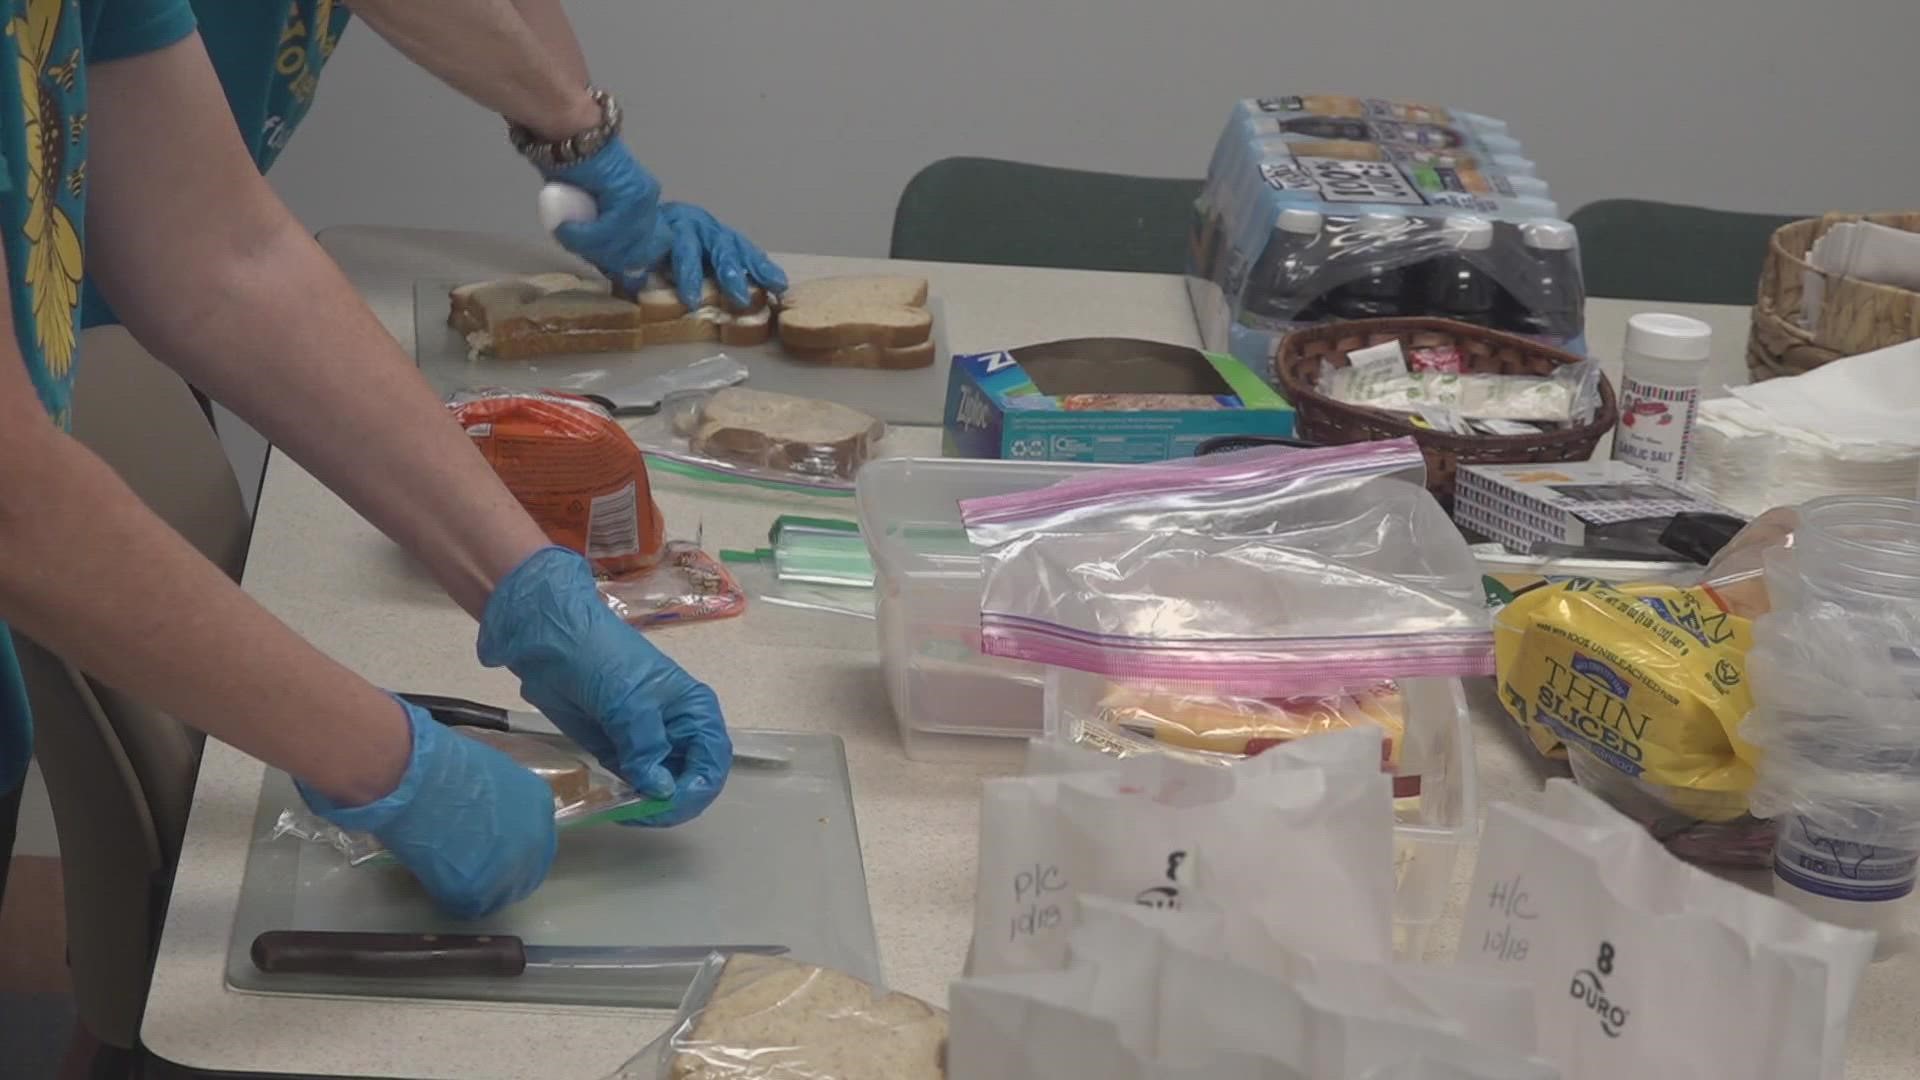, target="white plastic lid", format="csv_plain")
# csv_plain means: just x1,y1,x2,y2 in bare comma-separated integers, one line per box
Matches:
1491,154,1536,176
1276,208,1325,236
1356,211,1407,236
1480,133,1524,155
1505,175,1551,197
1520,218,1577,251
1512,196,1560,217
1442,214,1495,251
1626,313,1713,362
